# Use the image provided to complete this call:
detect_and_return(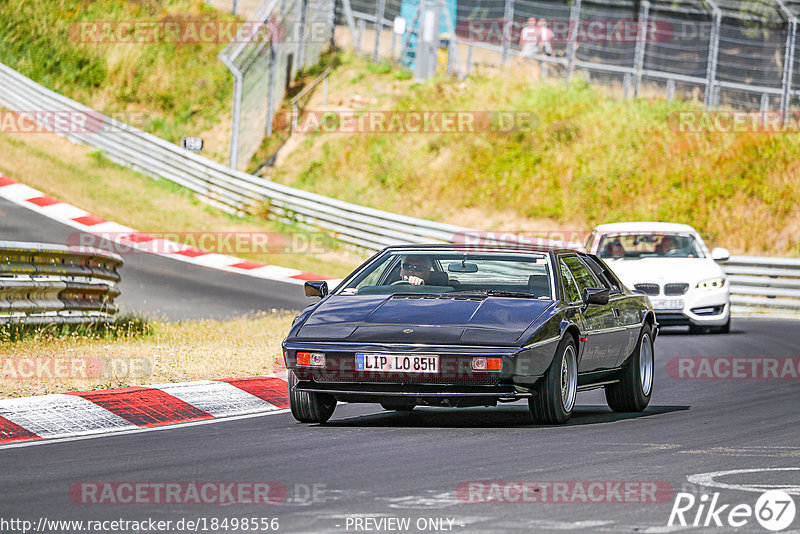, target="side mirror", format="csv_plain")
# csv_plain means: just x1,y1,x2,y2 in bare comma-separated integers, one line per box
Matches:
304,281,328,298
711,247,730,262
583,287,610,305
